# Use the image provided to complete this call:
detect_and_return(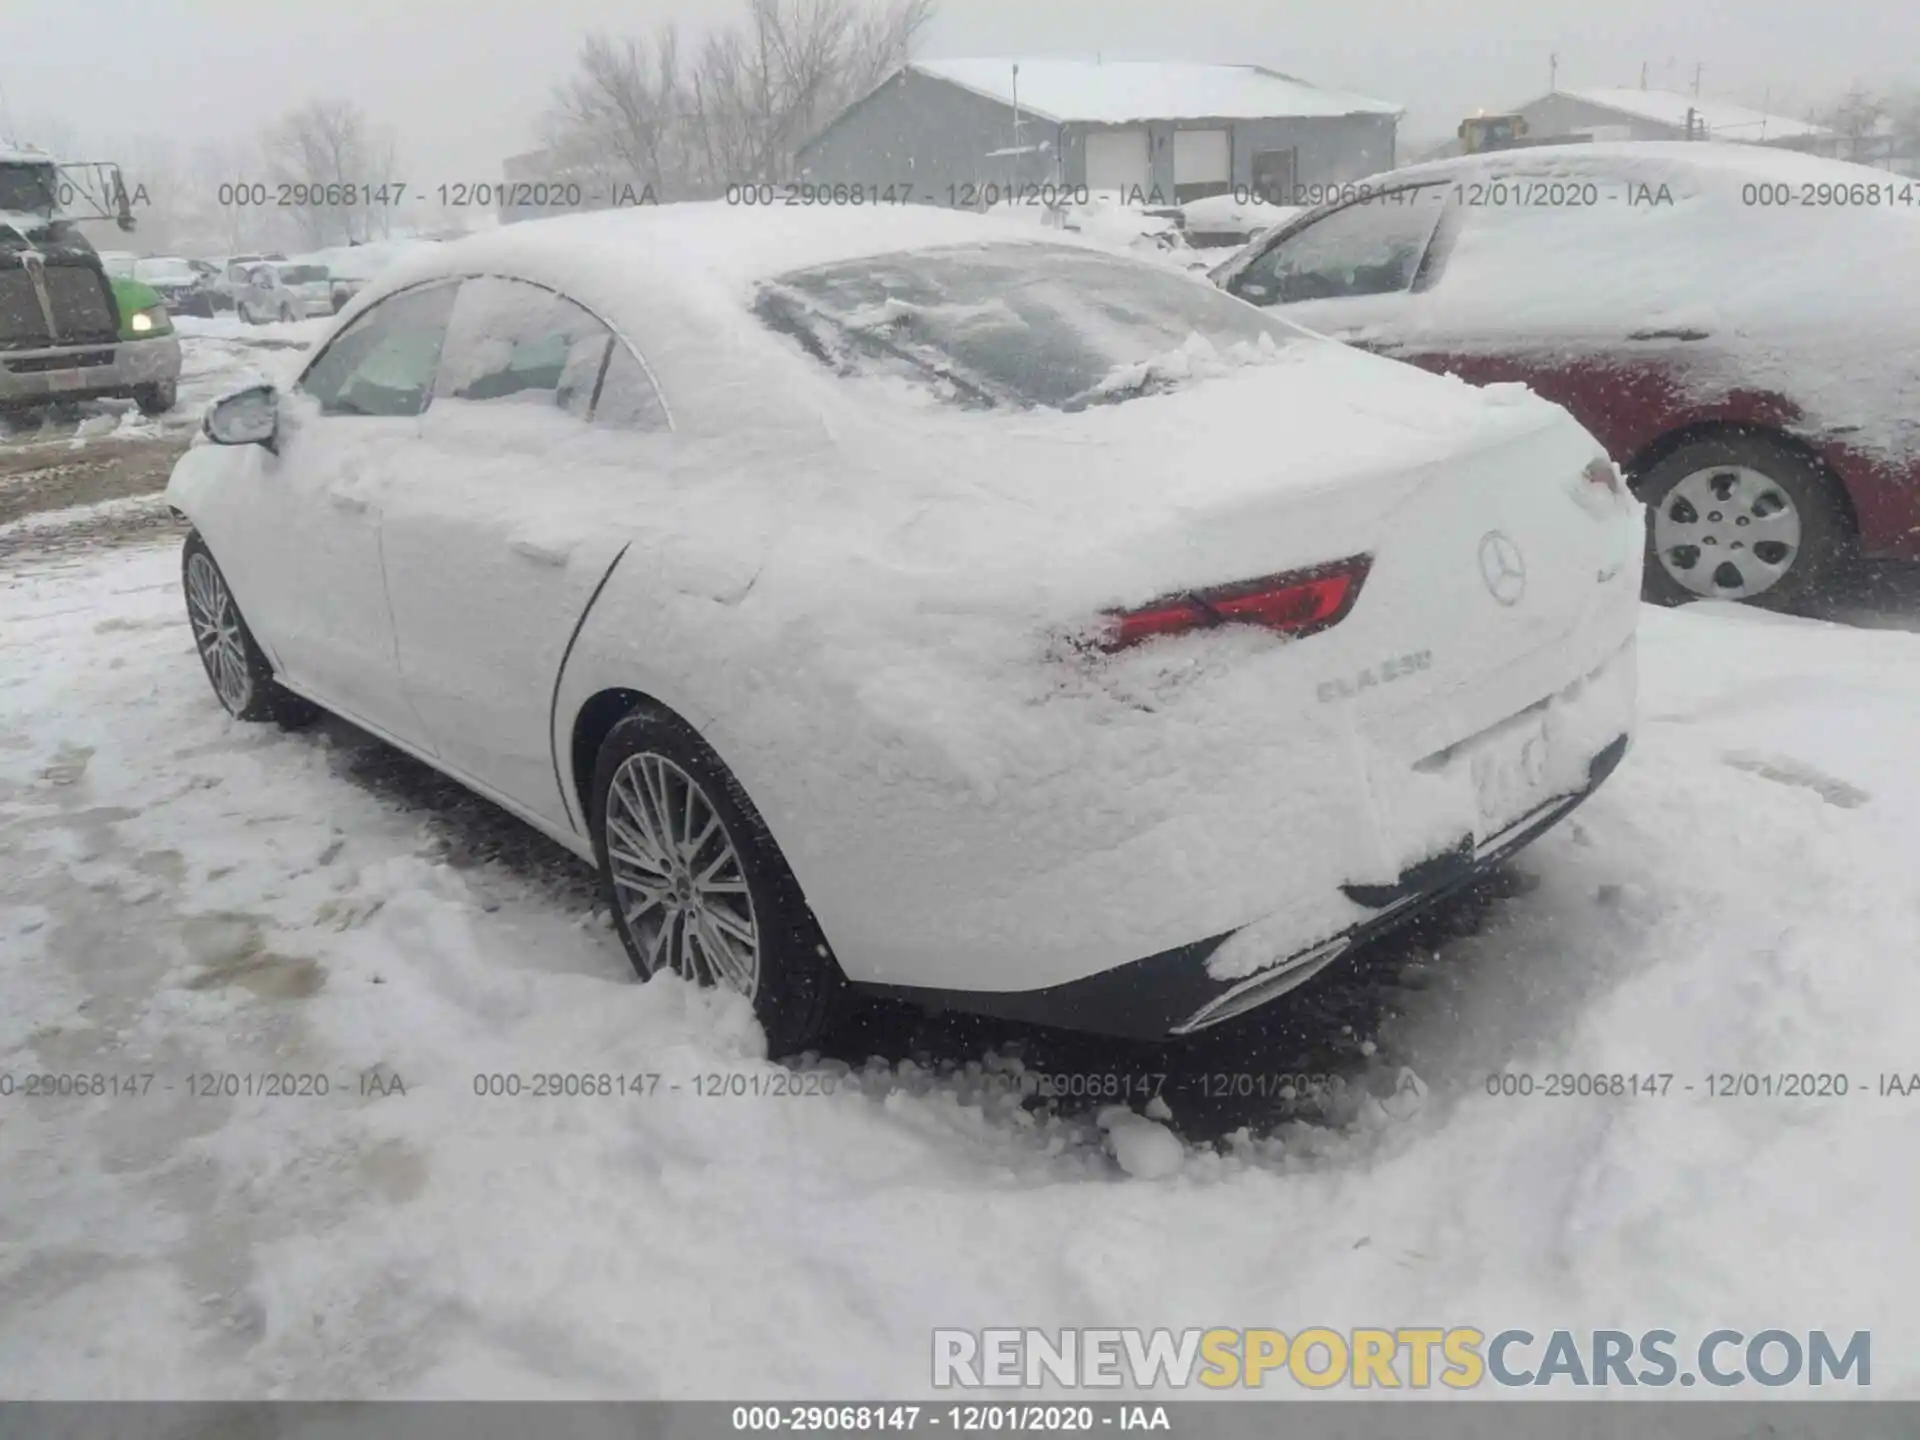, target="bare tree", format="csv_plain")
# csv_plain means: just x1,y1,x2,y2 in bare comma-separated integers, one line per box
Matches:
544,28,693,196
1812,86,1887,162
261,99,390,247
542,0,934,199
1884,87,1920,172
189,141,260,253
